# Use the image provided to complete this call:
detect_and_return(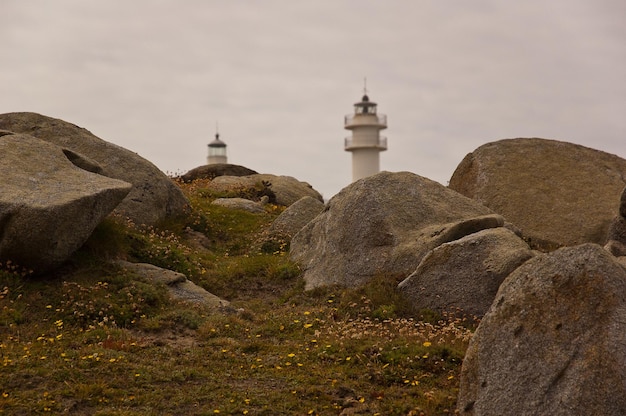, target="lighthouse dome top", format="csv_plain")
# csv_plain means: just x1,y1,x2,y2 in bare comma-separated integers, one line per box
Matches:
208,133,226,148
355,94,376,106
